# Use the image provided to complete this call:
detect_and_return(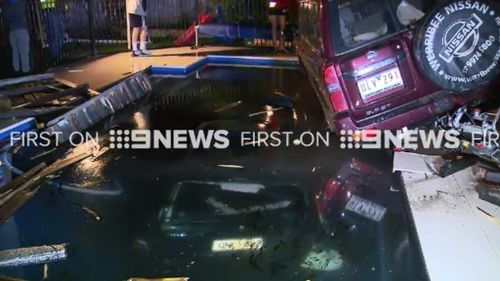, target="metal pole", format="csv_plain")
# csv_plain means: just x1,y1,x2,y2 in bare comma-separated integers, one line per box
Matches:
195,25,199,48
126,0,130,50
